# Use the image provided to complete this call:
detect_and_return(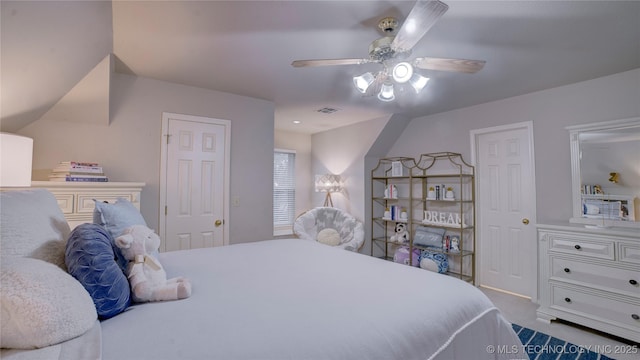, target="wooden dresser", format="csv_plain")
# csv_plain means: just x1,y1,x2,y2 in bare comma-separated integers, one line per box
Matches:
30,181,145,229
537,223,640,342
